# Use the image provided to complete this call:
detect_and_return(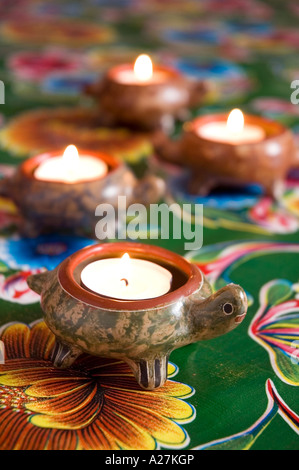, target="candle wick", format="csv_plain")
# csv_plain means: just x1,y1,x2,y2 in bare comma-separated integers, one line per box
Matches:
120,278,129,287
